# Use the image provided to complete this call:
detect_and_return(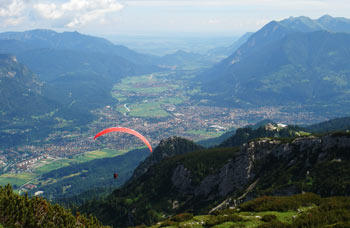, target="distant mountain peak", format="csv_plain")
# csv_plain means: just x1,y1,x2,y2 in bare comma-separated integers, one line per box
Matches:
318,14,333,20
